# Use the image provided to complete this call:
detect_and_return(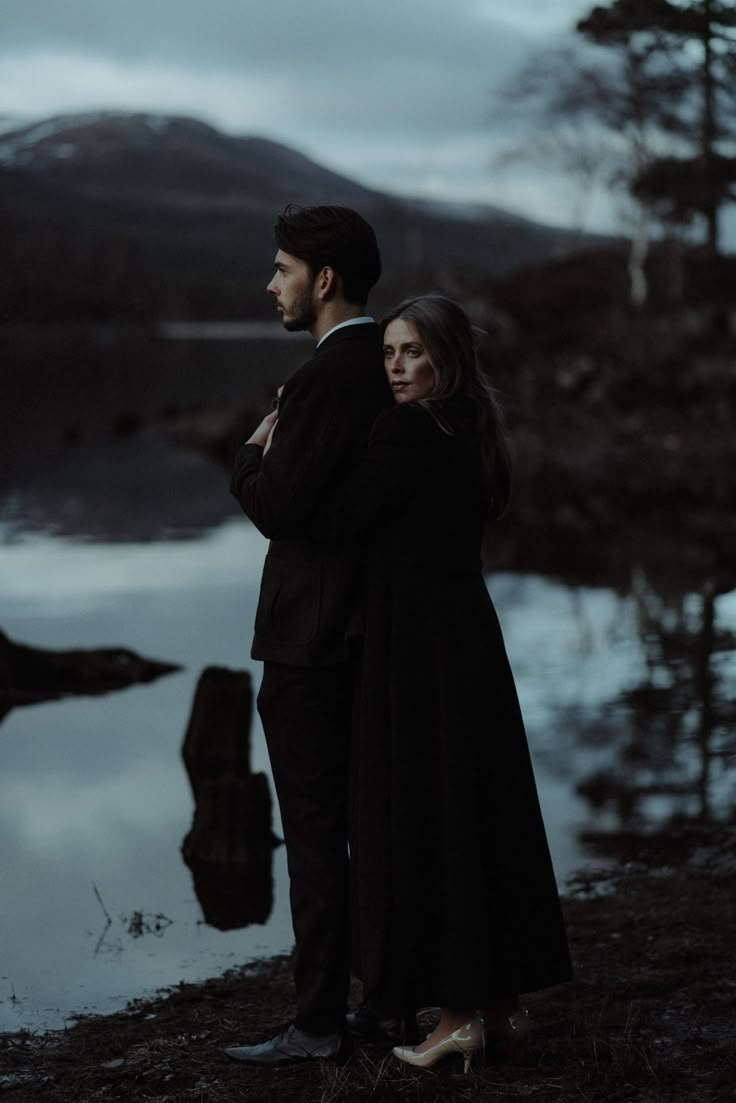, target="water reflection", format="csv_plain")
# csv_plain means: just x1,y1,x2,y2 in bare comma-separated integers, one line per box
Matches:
1,518,733,1030
574,569,736,833
90,887,174,958
1,343,735,1029
0,435,244,543
181,666,280,930
1,328,310,541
